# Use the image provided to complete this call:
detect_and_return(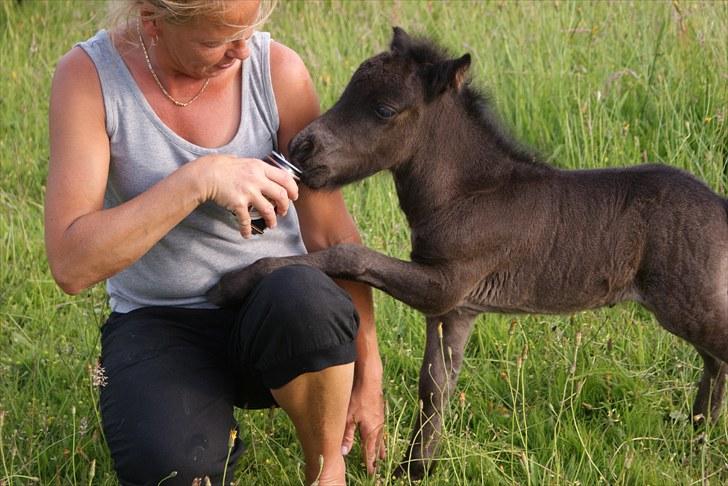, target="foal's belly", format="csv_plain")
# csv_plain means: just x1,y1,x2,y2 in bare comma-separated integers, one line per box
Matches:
461,270,642,315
